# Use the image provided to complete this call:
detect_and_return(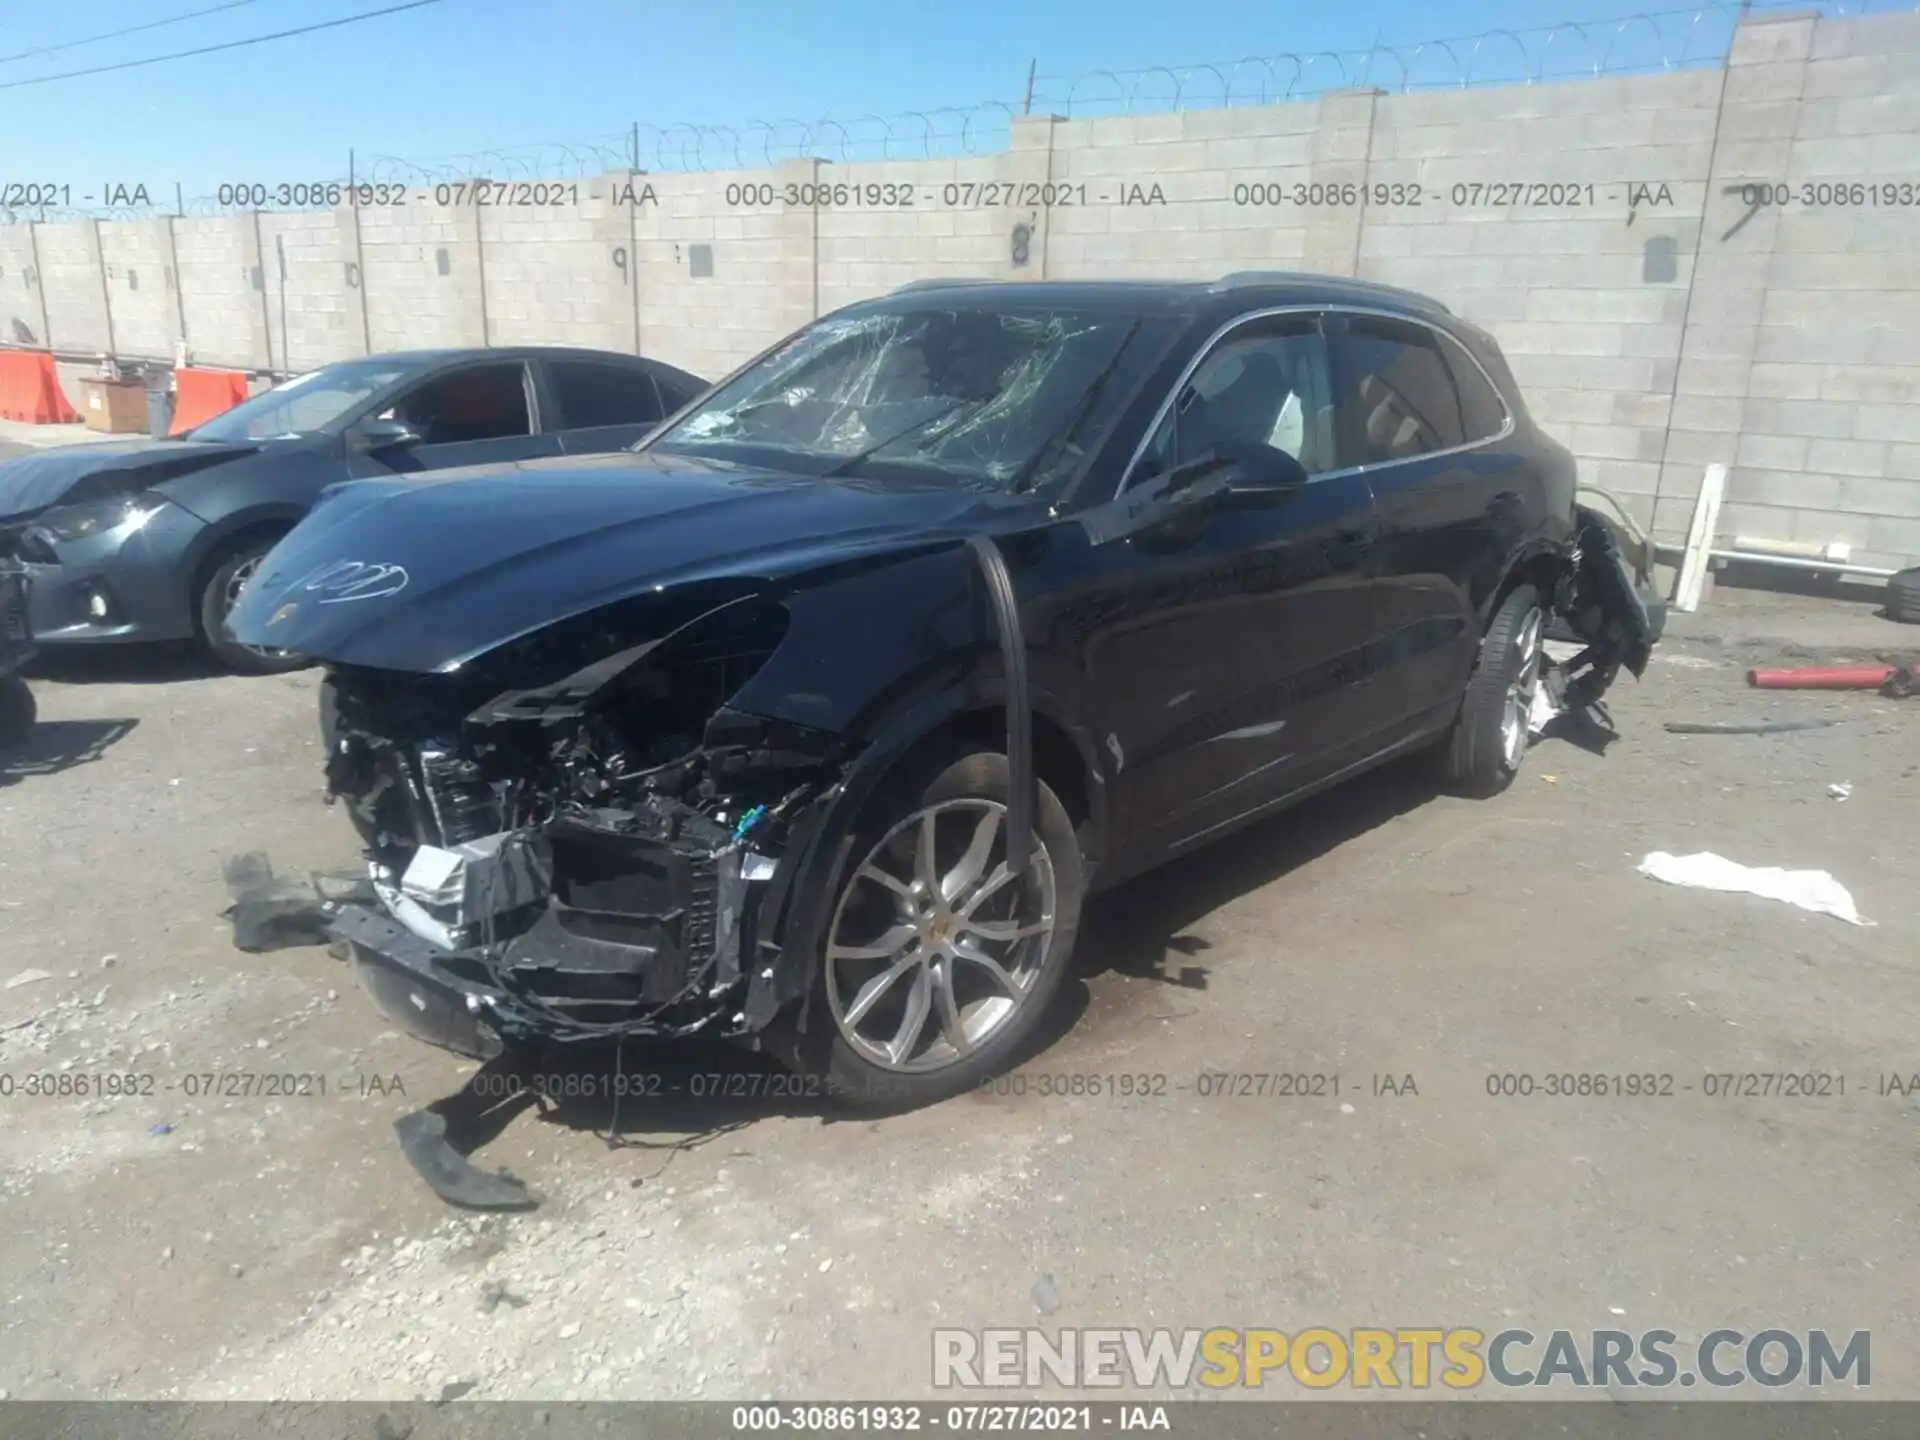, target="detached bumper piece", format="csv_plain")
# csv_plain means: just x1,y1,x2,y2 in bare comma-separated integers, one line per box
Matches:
329,794,752,1058
1551,506,1666,711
